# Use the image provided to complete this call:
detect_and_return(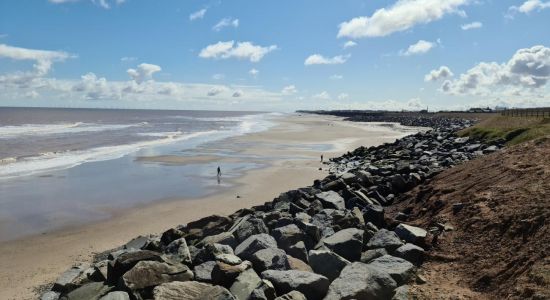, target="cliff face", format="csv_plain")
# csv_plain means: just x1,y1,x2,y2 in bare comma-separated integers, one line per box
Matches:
391,137,550,299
